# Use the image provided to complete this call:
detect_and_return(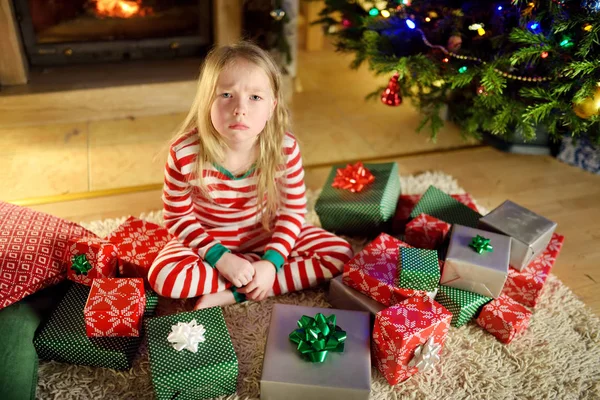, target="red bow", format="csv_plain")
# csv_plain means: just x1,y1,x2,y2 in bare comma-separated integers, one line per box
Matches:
331,162,375,193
